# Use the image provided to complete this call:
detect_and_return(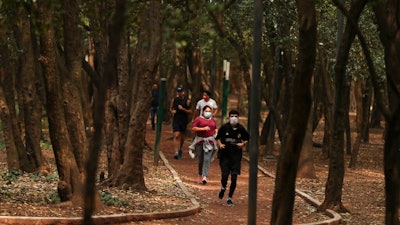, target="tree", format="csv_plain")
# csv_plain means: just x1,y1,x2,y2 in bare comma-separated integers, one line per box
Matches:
372,1,400,224
103,0,162,192
84,0,129,222
319,0,368,213
0,1,49,174
270,0,317,224
36,0,86,206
